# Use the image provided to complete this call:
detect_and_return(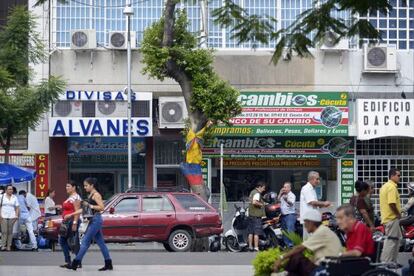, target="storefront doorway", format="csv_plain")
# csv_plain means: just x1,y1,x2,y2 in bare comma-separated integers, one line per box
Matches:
70,172,115,199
